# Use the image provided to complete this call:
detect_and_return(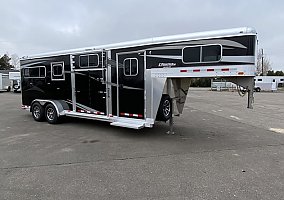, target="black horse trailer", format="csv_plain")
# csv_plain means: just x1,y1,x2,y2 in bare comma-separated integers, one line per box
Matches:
21,27,257,129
